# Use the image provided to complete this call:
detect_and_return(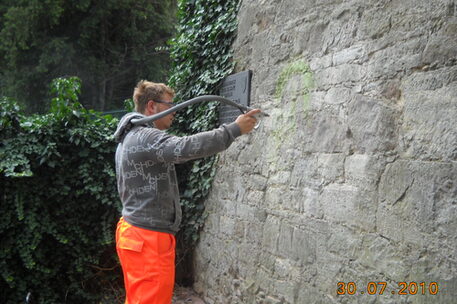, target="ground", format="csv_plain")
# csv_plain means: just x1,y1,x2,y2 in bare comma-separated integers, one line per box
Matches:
173,286,206,304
